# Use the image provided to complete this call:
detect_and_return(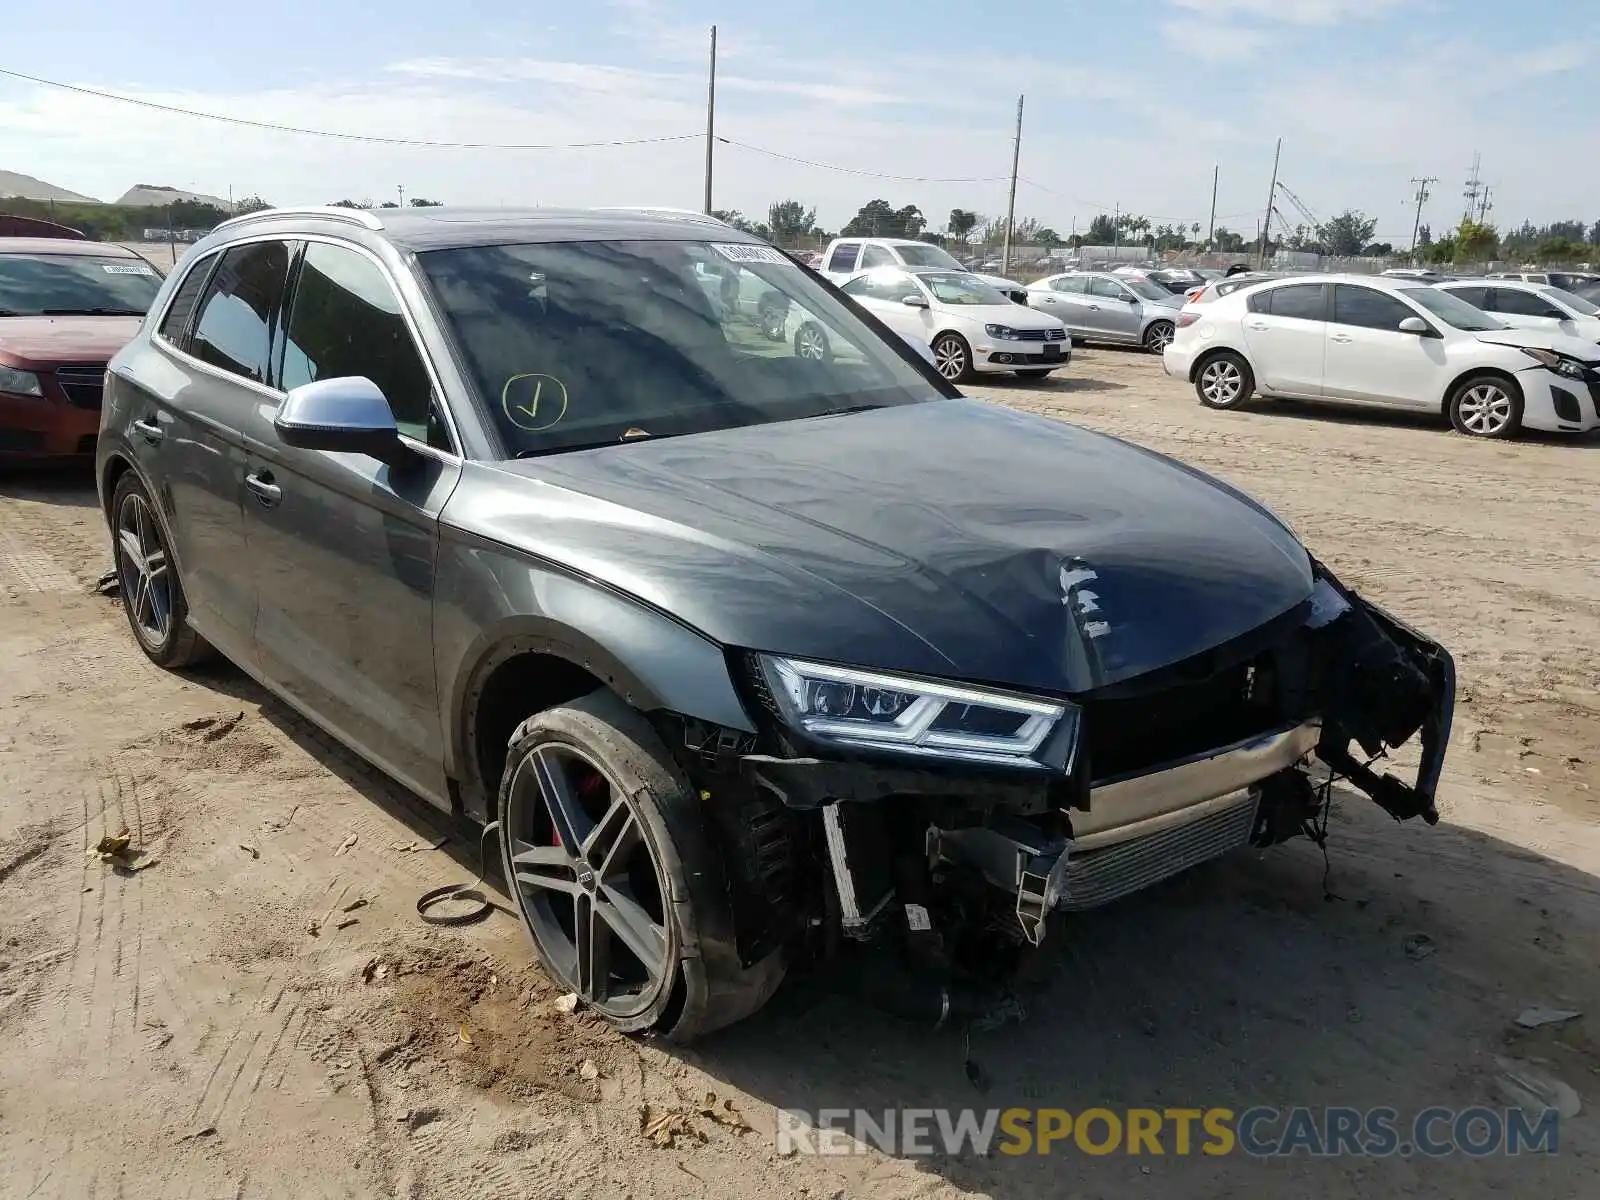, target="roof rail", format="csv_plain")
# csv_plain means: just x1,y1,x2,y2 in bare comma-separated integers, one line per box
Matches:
213,205,385,233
